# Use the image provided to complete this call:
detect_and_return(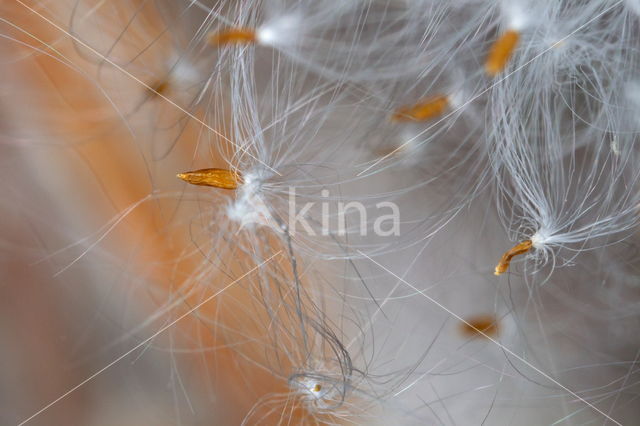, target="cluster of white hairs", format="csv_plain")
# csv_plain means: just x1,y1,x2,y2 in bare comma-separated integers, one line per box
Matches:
3,0,640,424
